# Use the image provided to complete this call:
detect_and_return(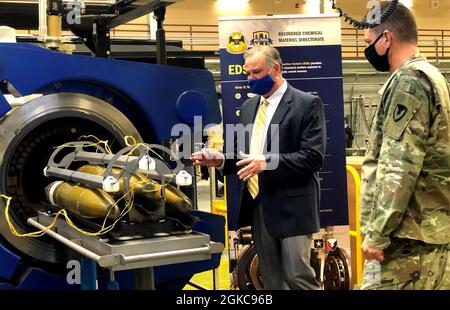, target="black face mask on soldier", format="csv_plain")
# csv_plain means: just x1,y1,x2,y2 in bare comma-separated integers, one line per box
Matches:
364,32,390,72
